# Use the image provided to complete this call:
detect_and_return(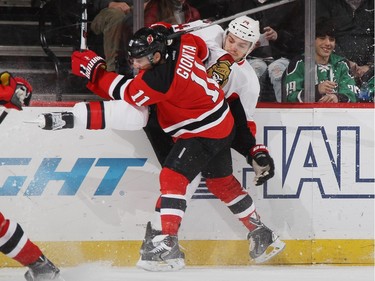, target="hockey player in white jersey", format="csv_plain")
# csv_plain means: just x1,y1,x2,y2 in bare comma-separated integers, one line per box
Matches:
191,17,260,135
